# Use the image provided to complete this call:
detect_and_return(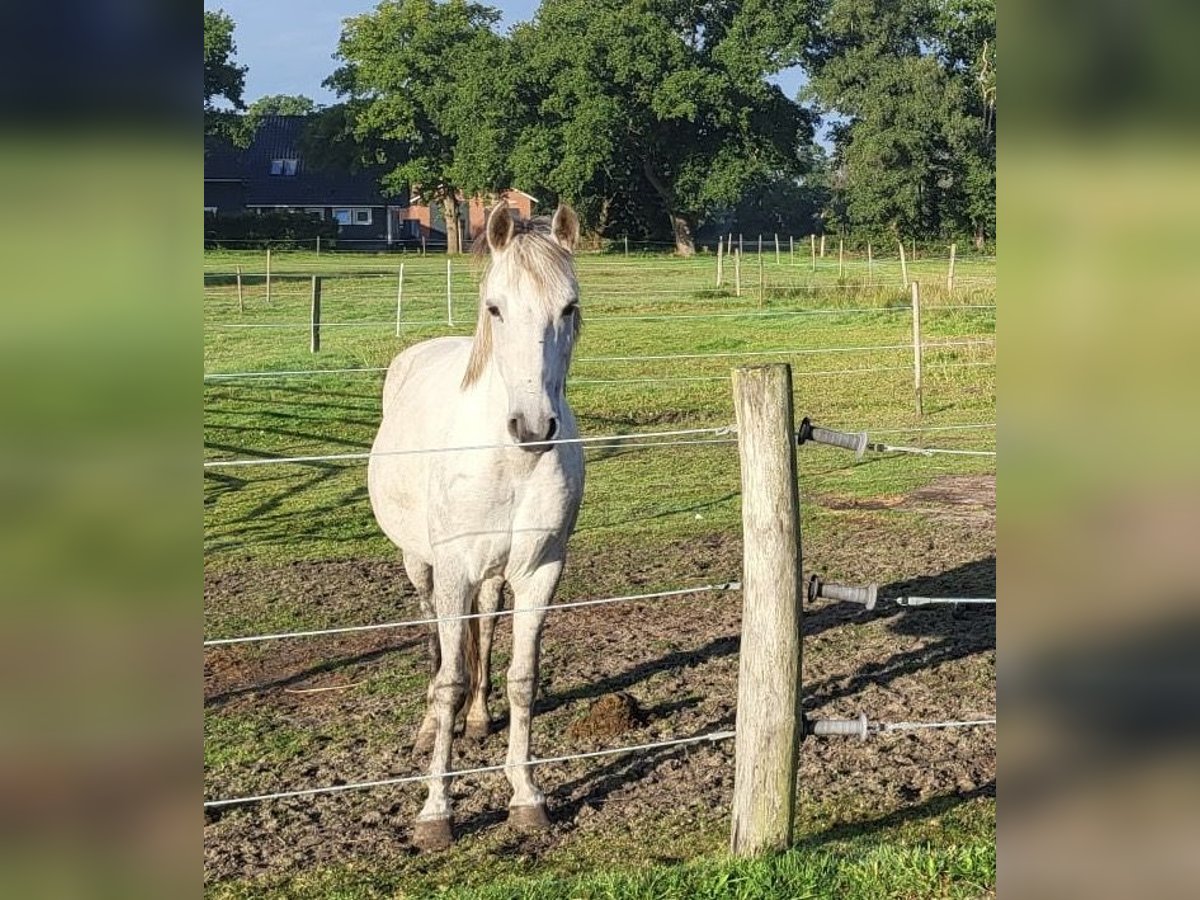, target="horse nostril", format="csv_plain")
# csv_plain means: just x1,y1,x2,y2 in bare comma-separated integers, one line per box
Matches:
544,417,558,441
507,414,523,442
